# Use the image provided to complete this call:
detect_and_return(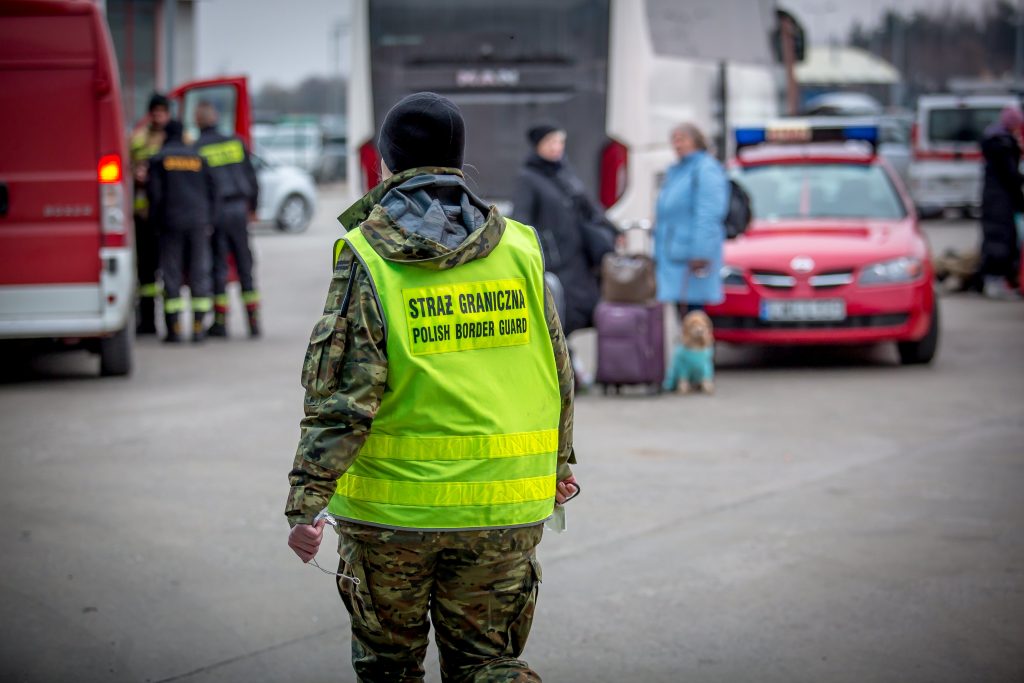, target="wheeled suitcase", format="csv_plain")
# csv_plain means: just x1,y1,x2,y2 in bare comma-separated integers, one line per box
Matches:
594,301,665,394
